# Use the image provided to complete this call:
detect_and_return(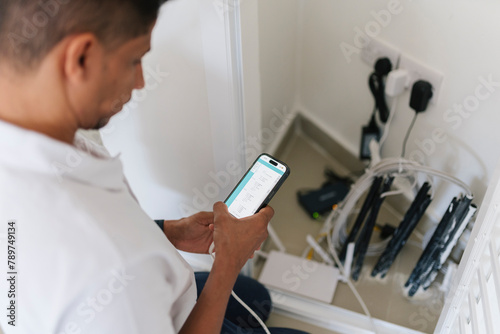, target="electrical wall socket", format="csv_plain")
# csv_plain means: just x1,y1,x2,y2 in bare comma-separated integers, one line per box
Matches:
360,38,444,104
398,54,444,104
361,37,400,70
